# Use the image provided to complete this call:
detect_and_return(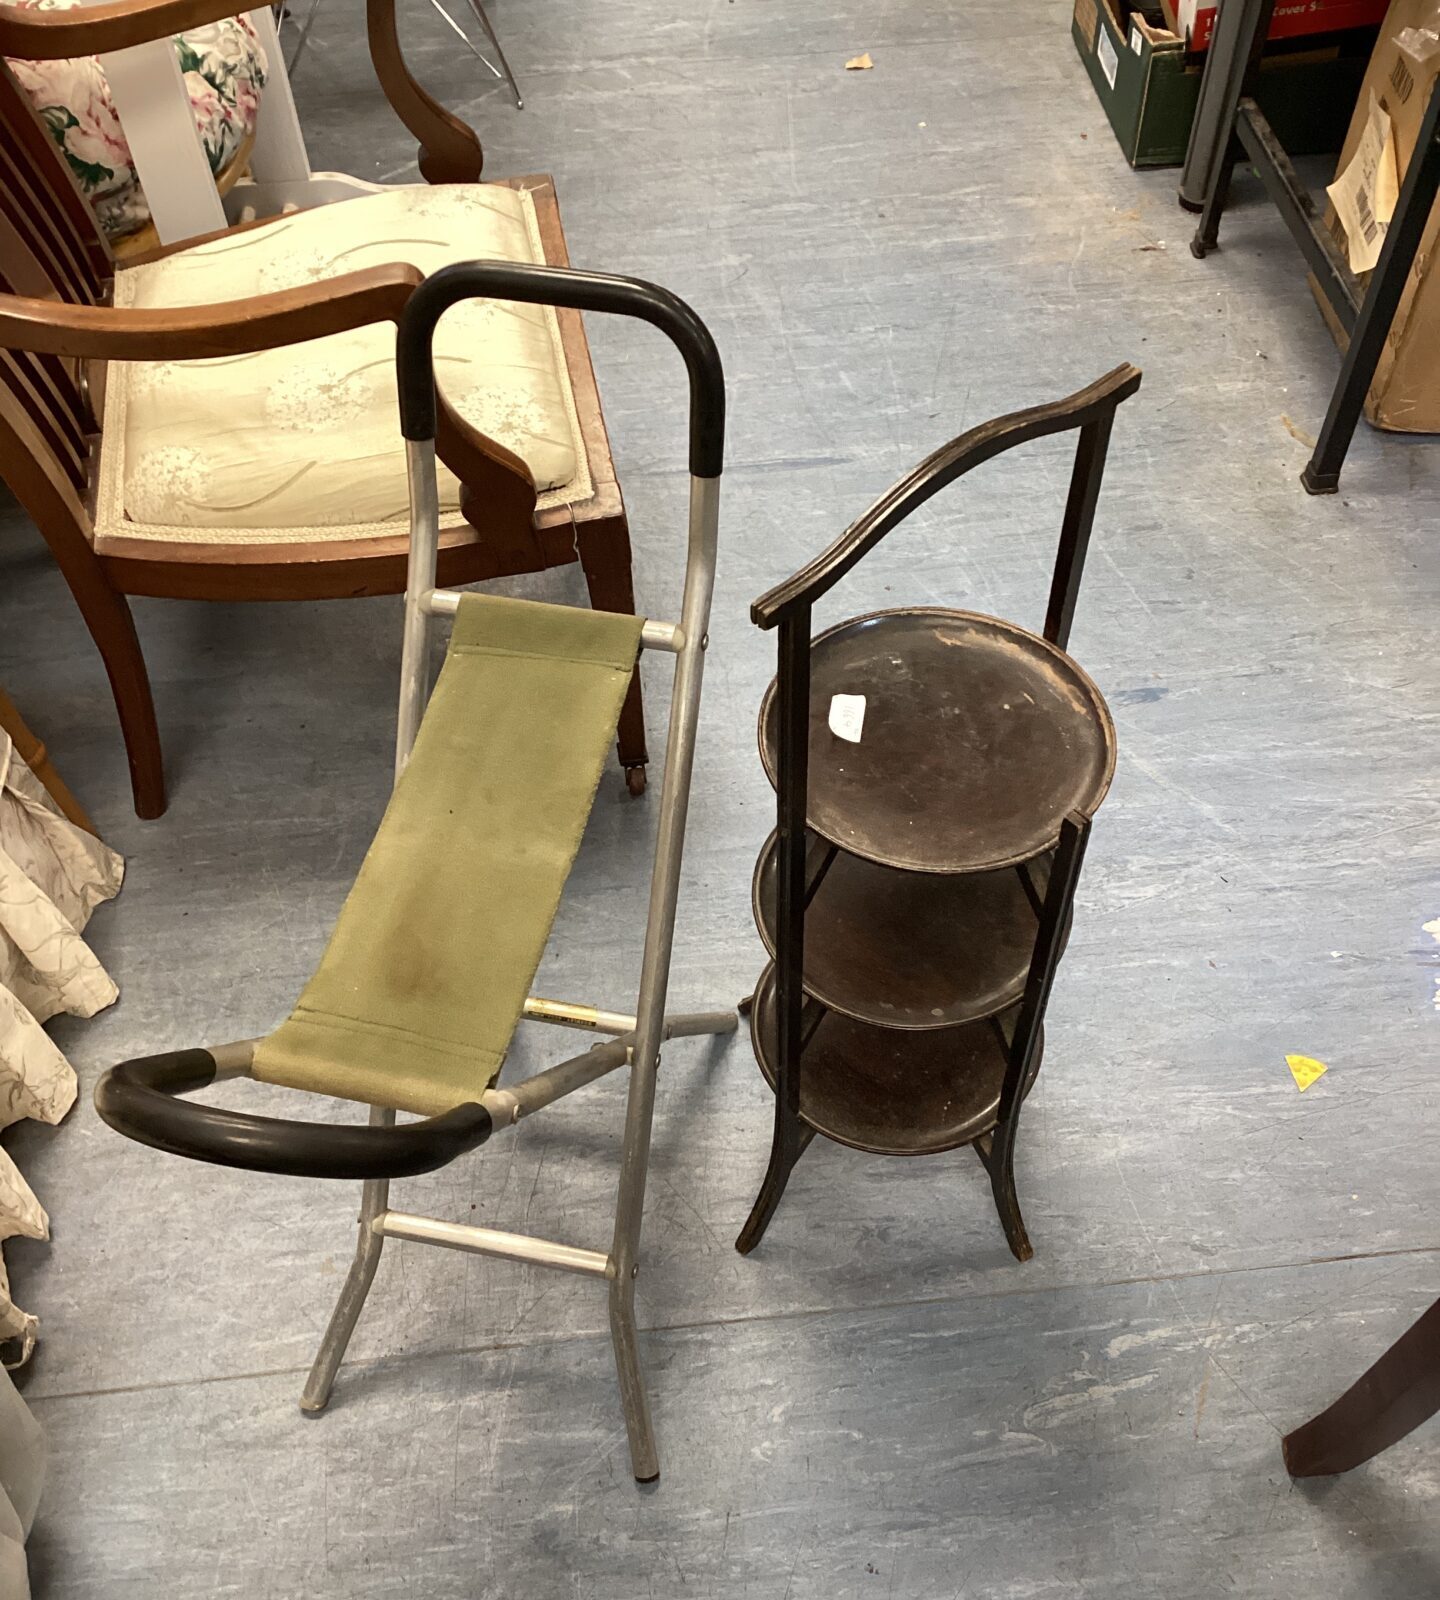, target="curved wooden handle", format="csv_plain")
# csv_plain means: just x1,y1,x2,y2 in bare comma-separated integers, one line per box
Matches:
367,0,484,185
0,265,426,358
751,364,1141,629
